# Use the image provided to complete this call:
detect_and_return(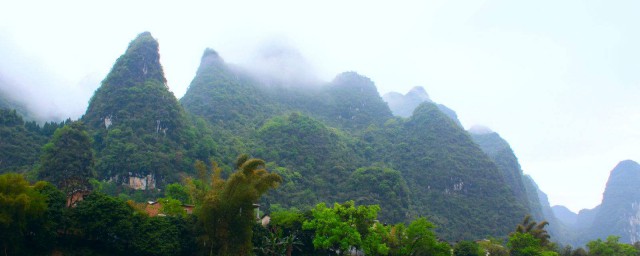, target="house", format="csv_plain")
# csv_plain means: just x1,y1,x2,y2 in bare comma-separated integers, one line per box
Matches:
145,201,163,217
